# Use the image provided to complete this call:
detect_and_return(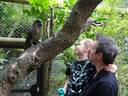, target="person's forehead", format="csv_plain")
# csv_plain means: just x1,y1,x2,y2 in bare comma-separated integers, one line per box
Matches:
80,39,93,44
80,40,86,44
